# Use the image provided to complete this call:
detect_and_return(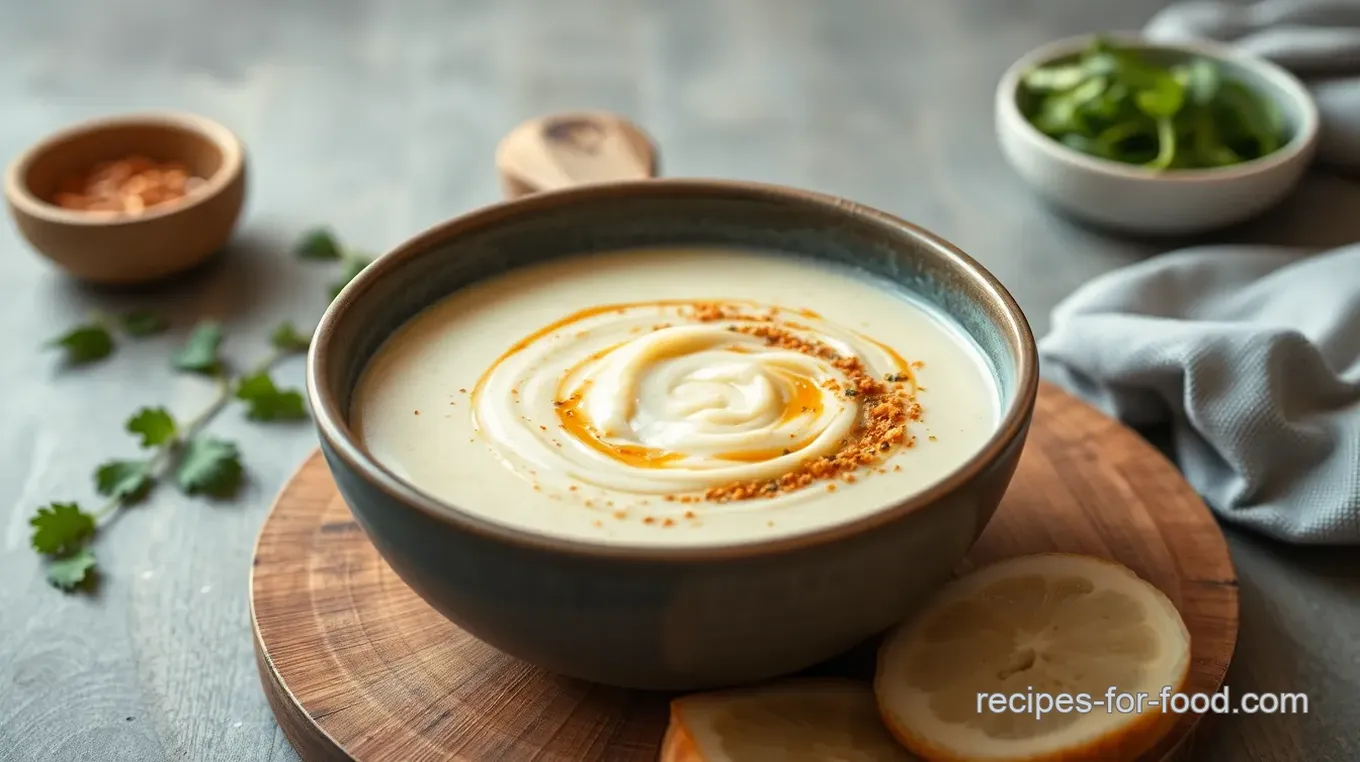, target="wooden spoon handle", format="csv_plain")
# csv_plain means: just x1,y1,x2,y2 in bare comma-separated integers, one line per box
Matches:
495,112,659,199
